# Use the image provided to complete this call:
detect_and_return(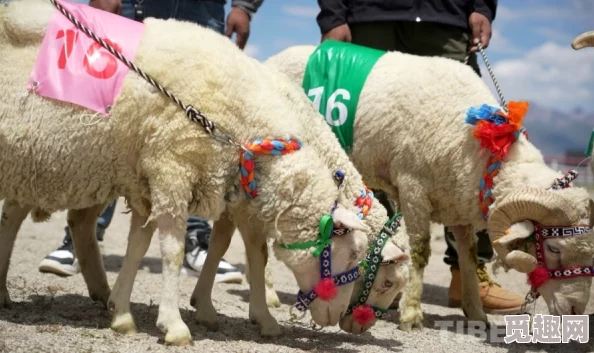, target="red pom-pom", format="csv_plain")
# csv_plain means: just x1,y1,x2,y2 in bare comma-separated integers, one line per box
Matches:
473,121,518,158
314,278,337,301
352,305,376,326
528,267,549,289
